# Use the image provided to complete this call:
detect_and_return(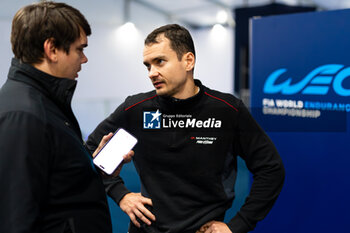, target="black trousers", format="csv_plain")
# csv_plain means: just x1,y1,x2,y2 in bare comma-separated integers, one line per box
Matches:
127,212,225,233
128,222,158,233
128,223,195,233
